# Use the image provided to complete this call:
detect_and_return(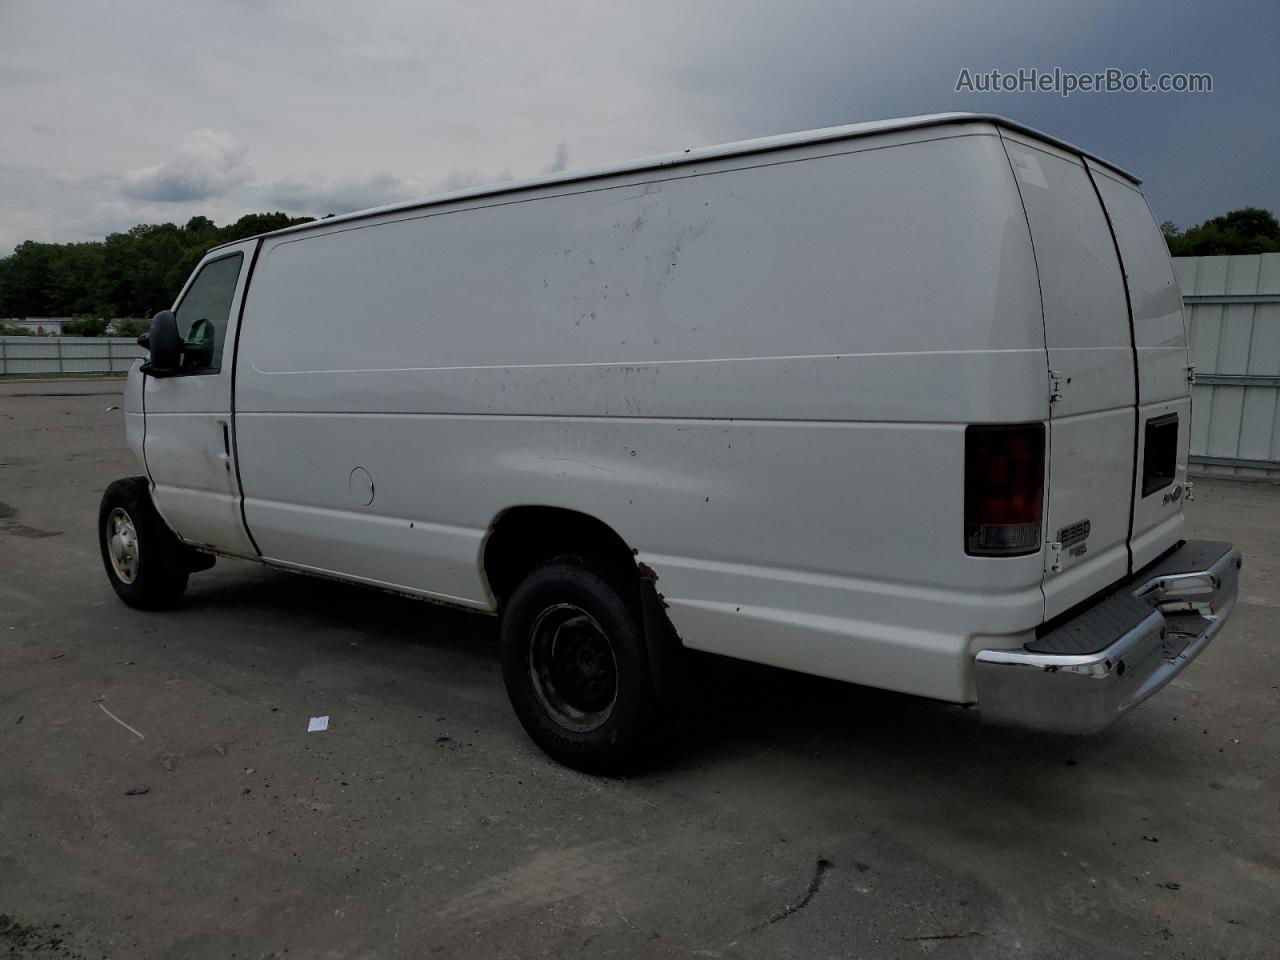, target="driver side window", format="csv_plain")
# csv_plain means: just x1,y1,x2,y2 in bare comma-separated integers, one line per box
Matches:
173,253,243,374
